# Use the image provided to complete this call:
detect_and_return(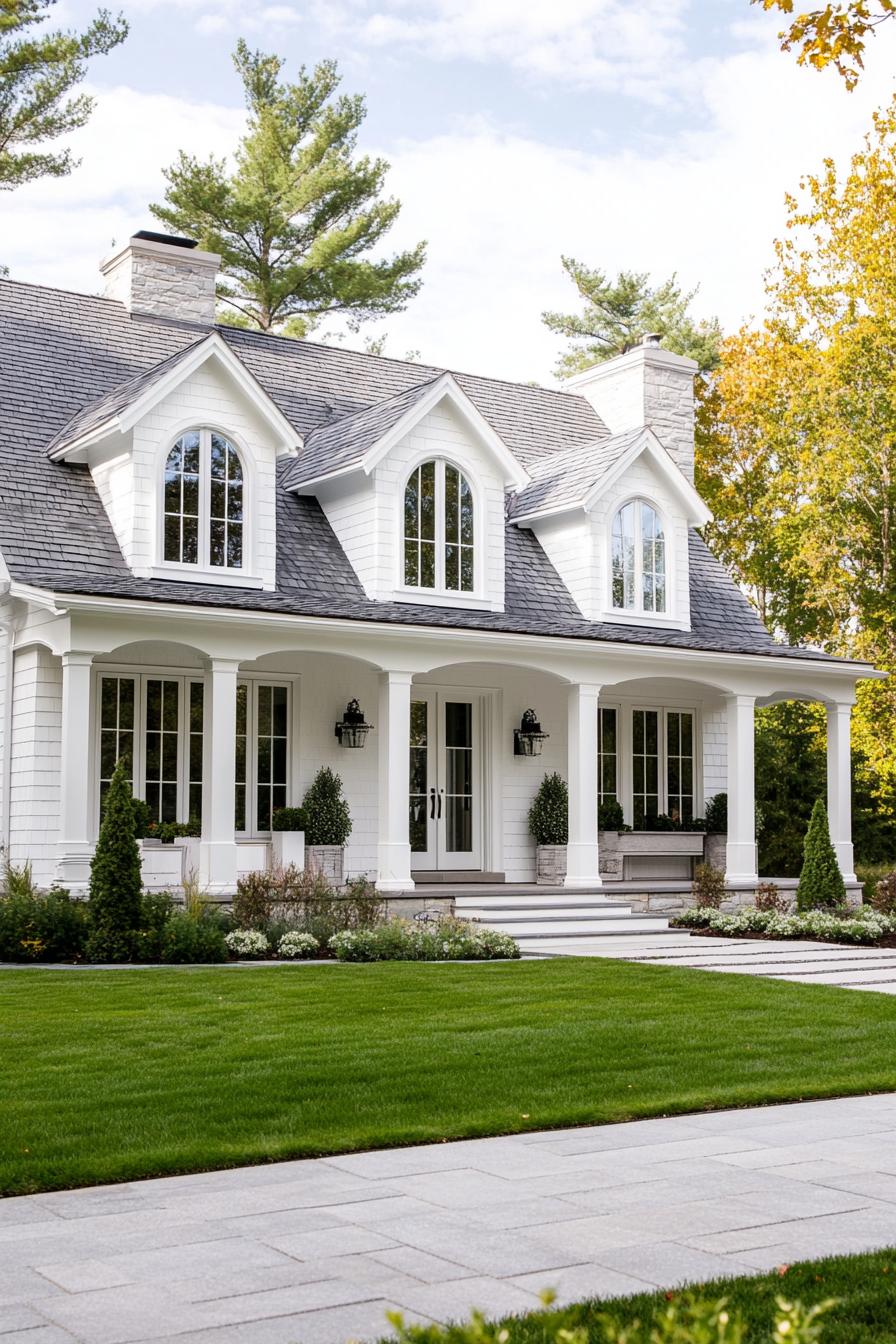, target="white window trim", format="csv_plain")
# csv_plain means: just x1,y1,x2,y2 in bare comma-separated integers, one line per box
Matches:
235,676,295,840
92,668,206,835
626,703,703,827
155,424,260,582
605,496,674,624
398,457,481,601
